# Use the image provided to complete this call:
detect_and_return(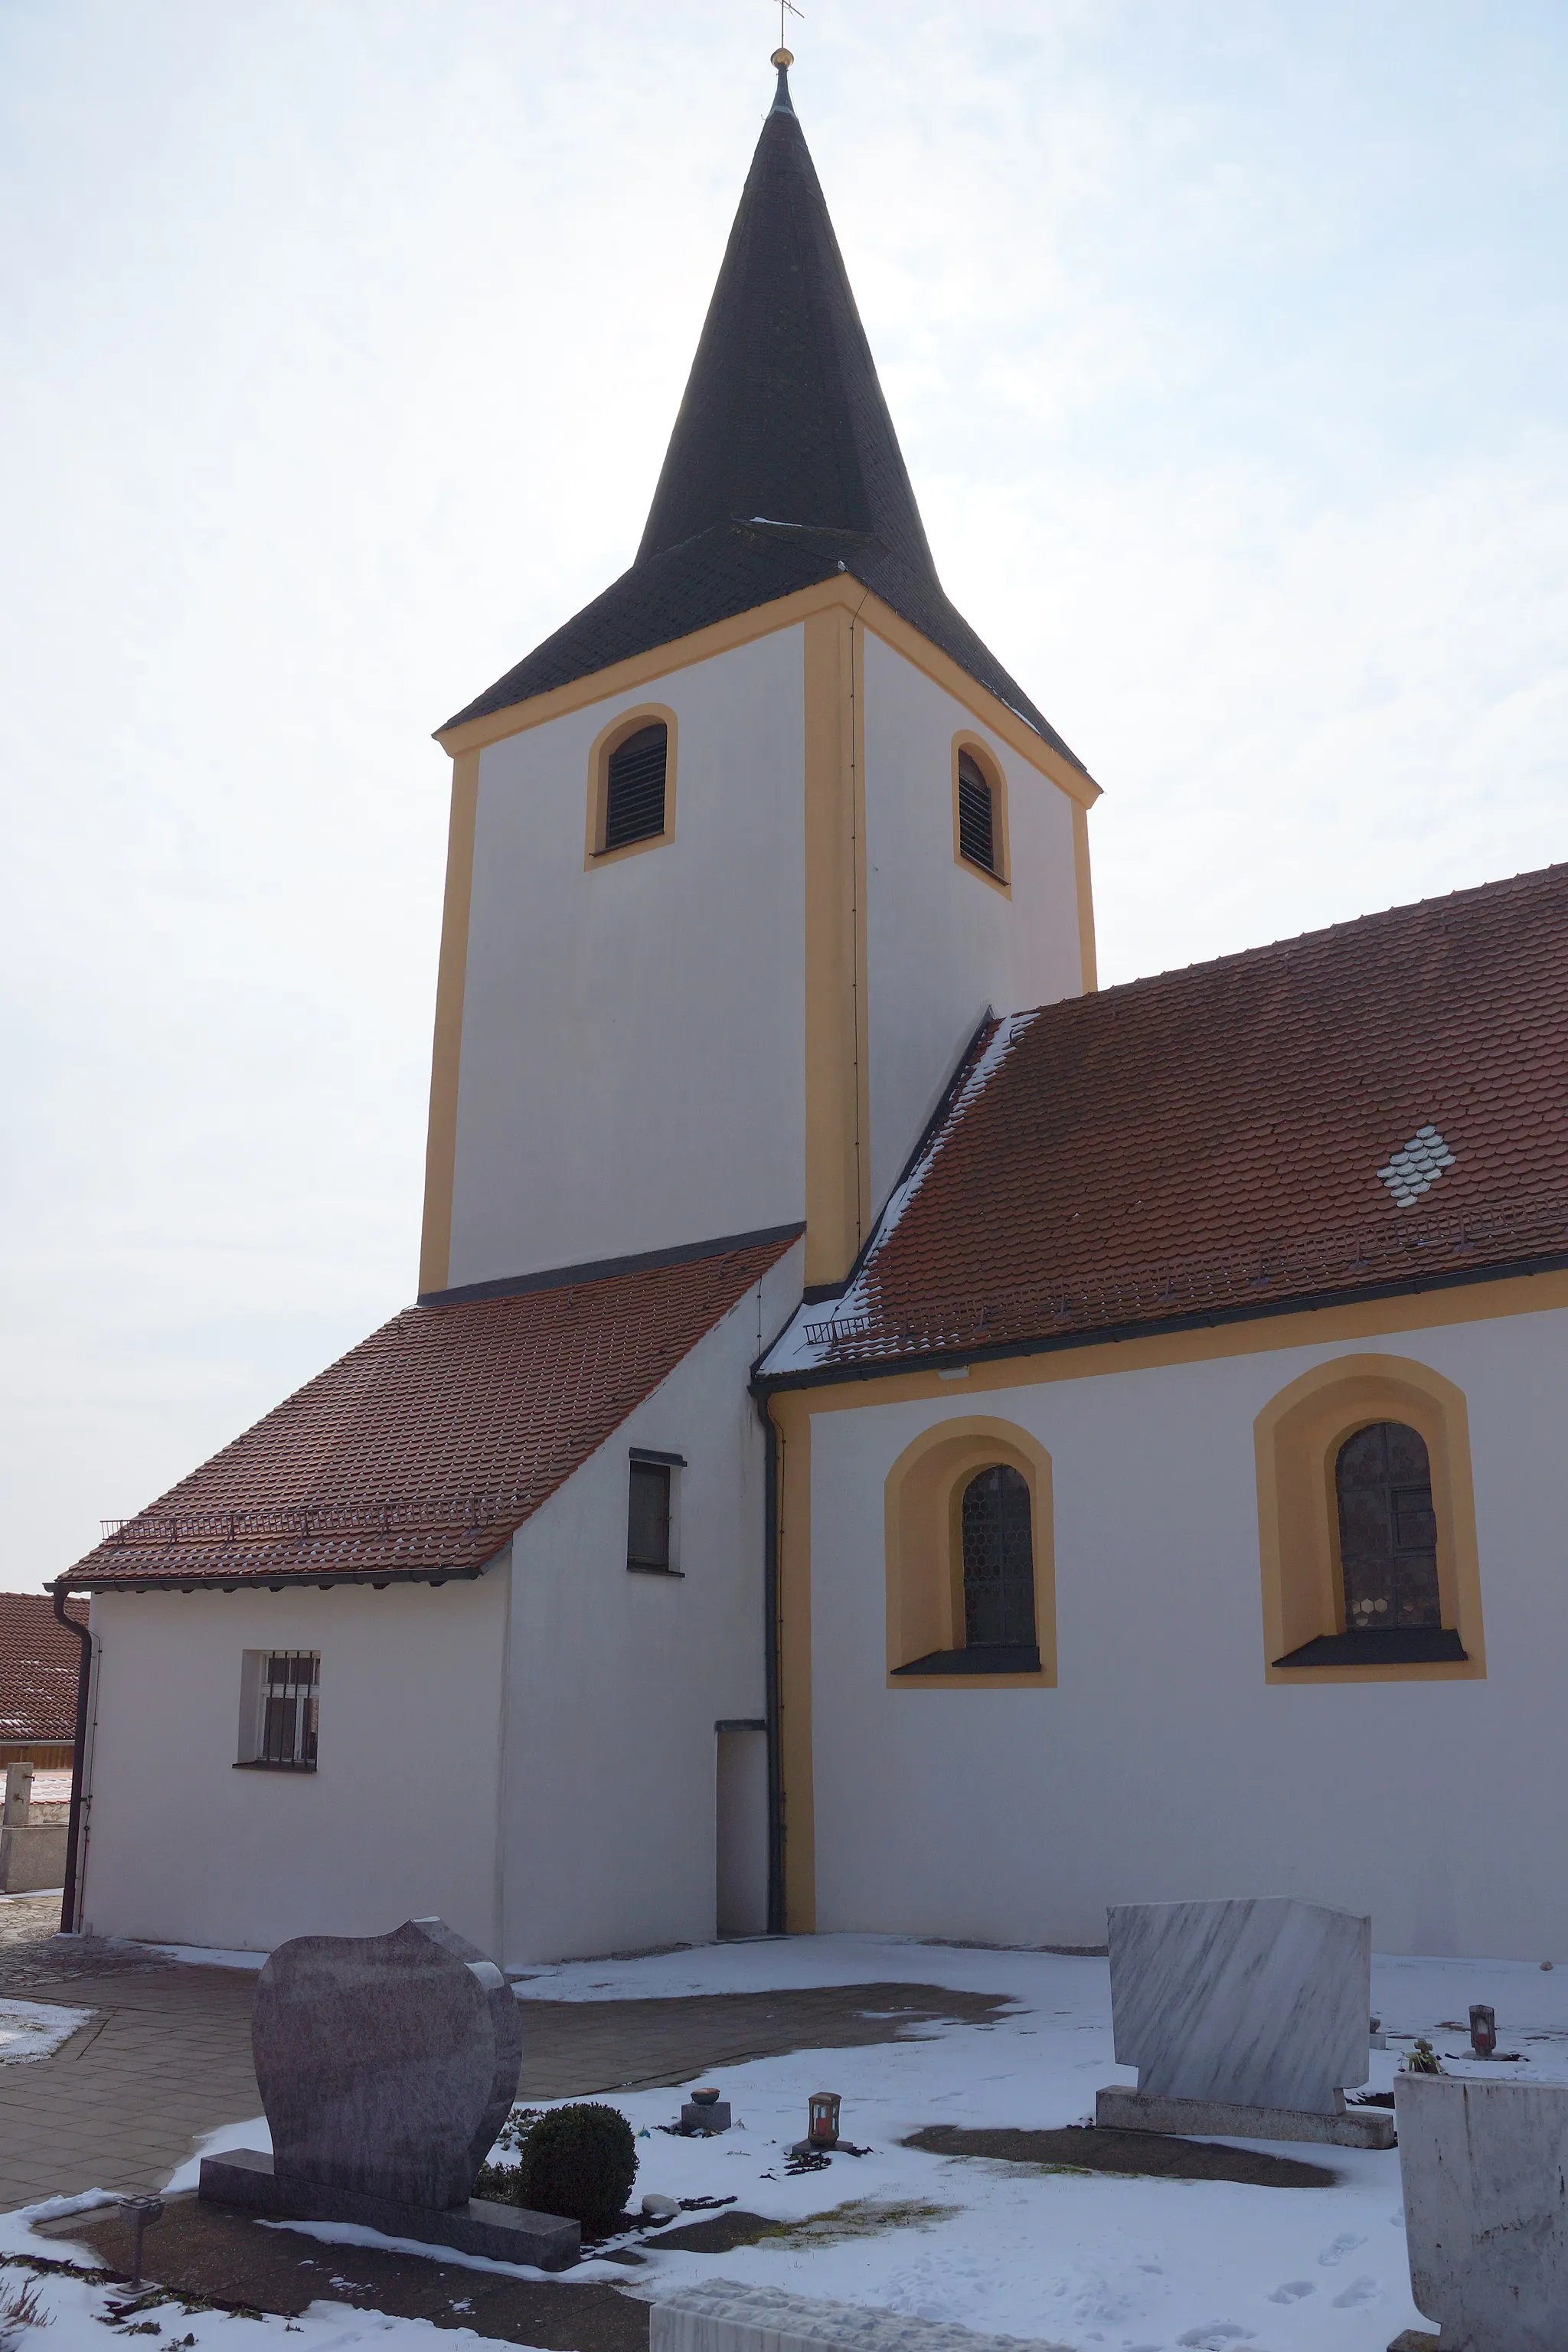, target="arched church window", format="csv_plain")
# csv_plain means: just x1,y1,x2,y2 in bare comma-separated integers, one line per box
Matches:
956,750,998,875
1335,1420,1442,1632
960,1464,1036,1649
603,721,668,851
